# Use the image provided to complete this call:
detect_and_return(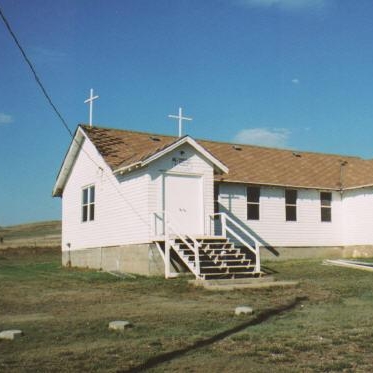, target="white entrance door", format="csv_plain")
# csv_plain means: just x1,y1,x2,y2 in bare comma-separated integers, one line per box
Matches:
164,174,204,236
